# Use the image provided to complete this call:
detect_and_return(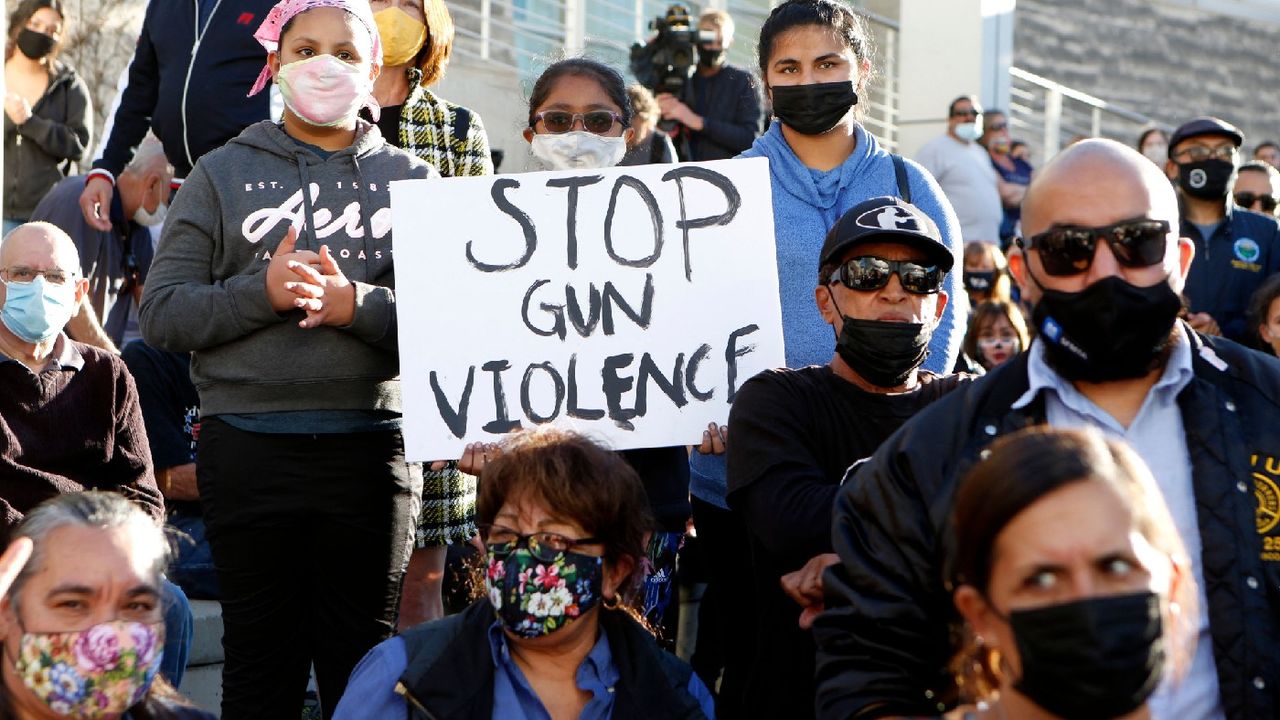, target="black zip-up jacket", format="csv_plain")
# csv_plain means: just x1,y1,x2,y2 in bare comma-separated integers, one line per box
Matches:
3,59,92,219
813,327,1280,720
92,0,275,179
392,601,709,720
1181,203,1280,342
